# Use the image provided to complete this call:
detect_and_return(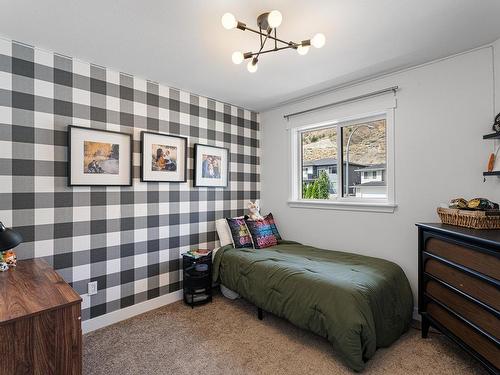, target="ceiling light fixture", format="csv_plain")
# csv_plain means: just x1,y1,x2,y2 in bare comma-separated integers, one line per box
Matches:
222,11,325,72
231,51,244,64
247,58,258,73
